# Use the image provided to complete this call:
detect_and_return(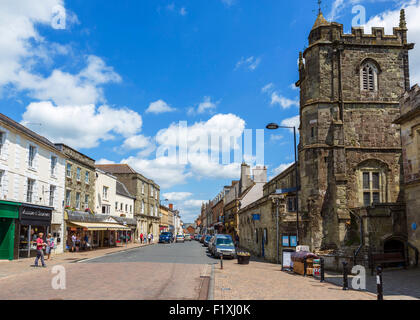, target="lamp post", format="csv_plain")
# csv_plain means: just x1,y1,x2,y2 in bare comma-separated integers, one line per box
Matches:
266,123,300,246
